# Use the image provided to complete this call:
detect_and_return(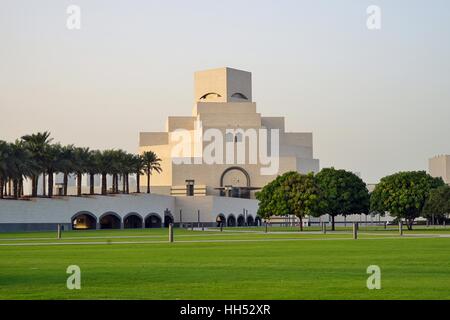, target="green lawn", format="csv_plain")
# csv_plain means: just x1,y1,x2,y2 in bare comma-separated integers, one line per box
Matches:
1,227,450,299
